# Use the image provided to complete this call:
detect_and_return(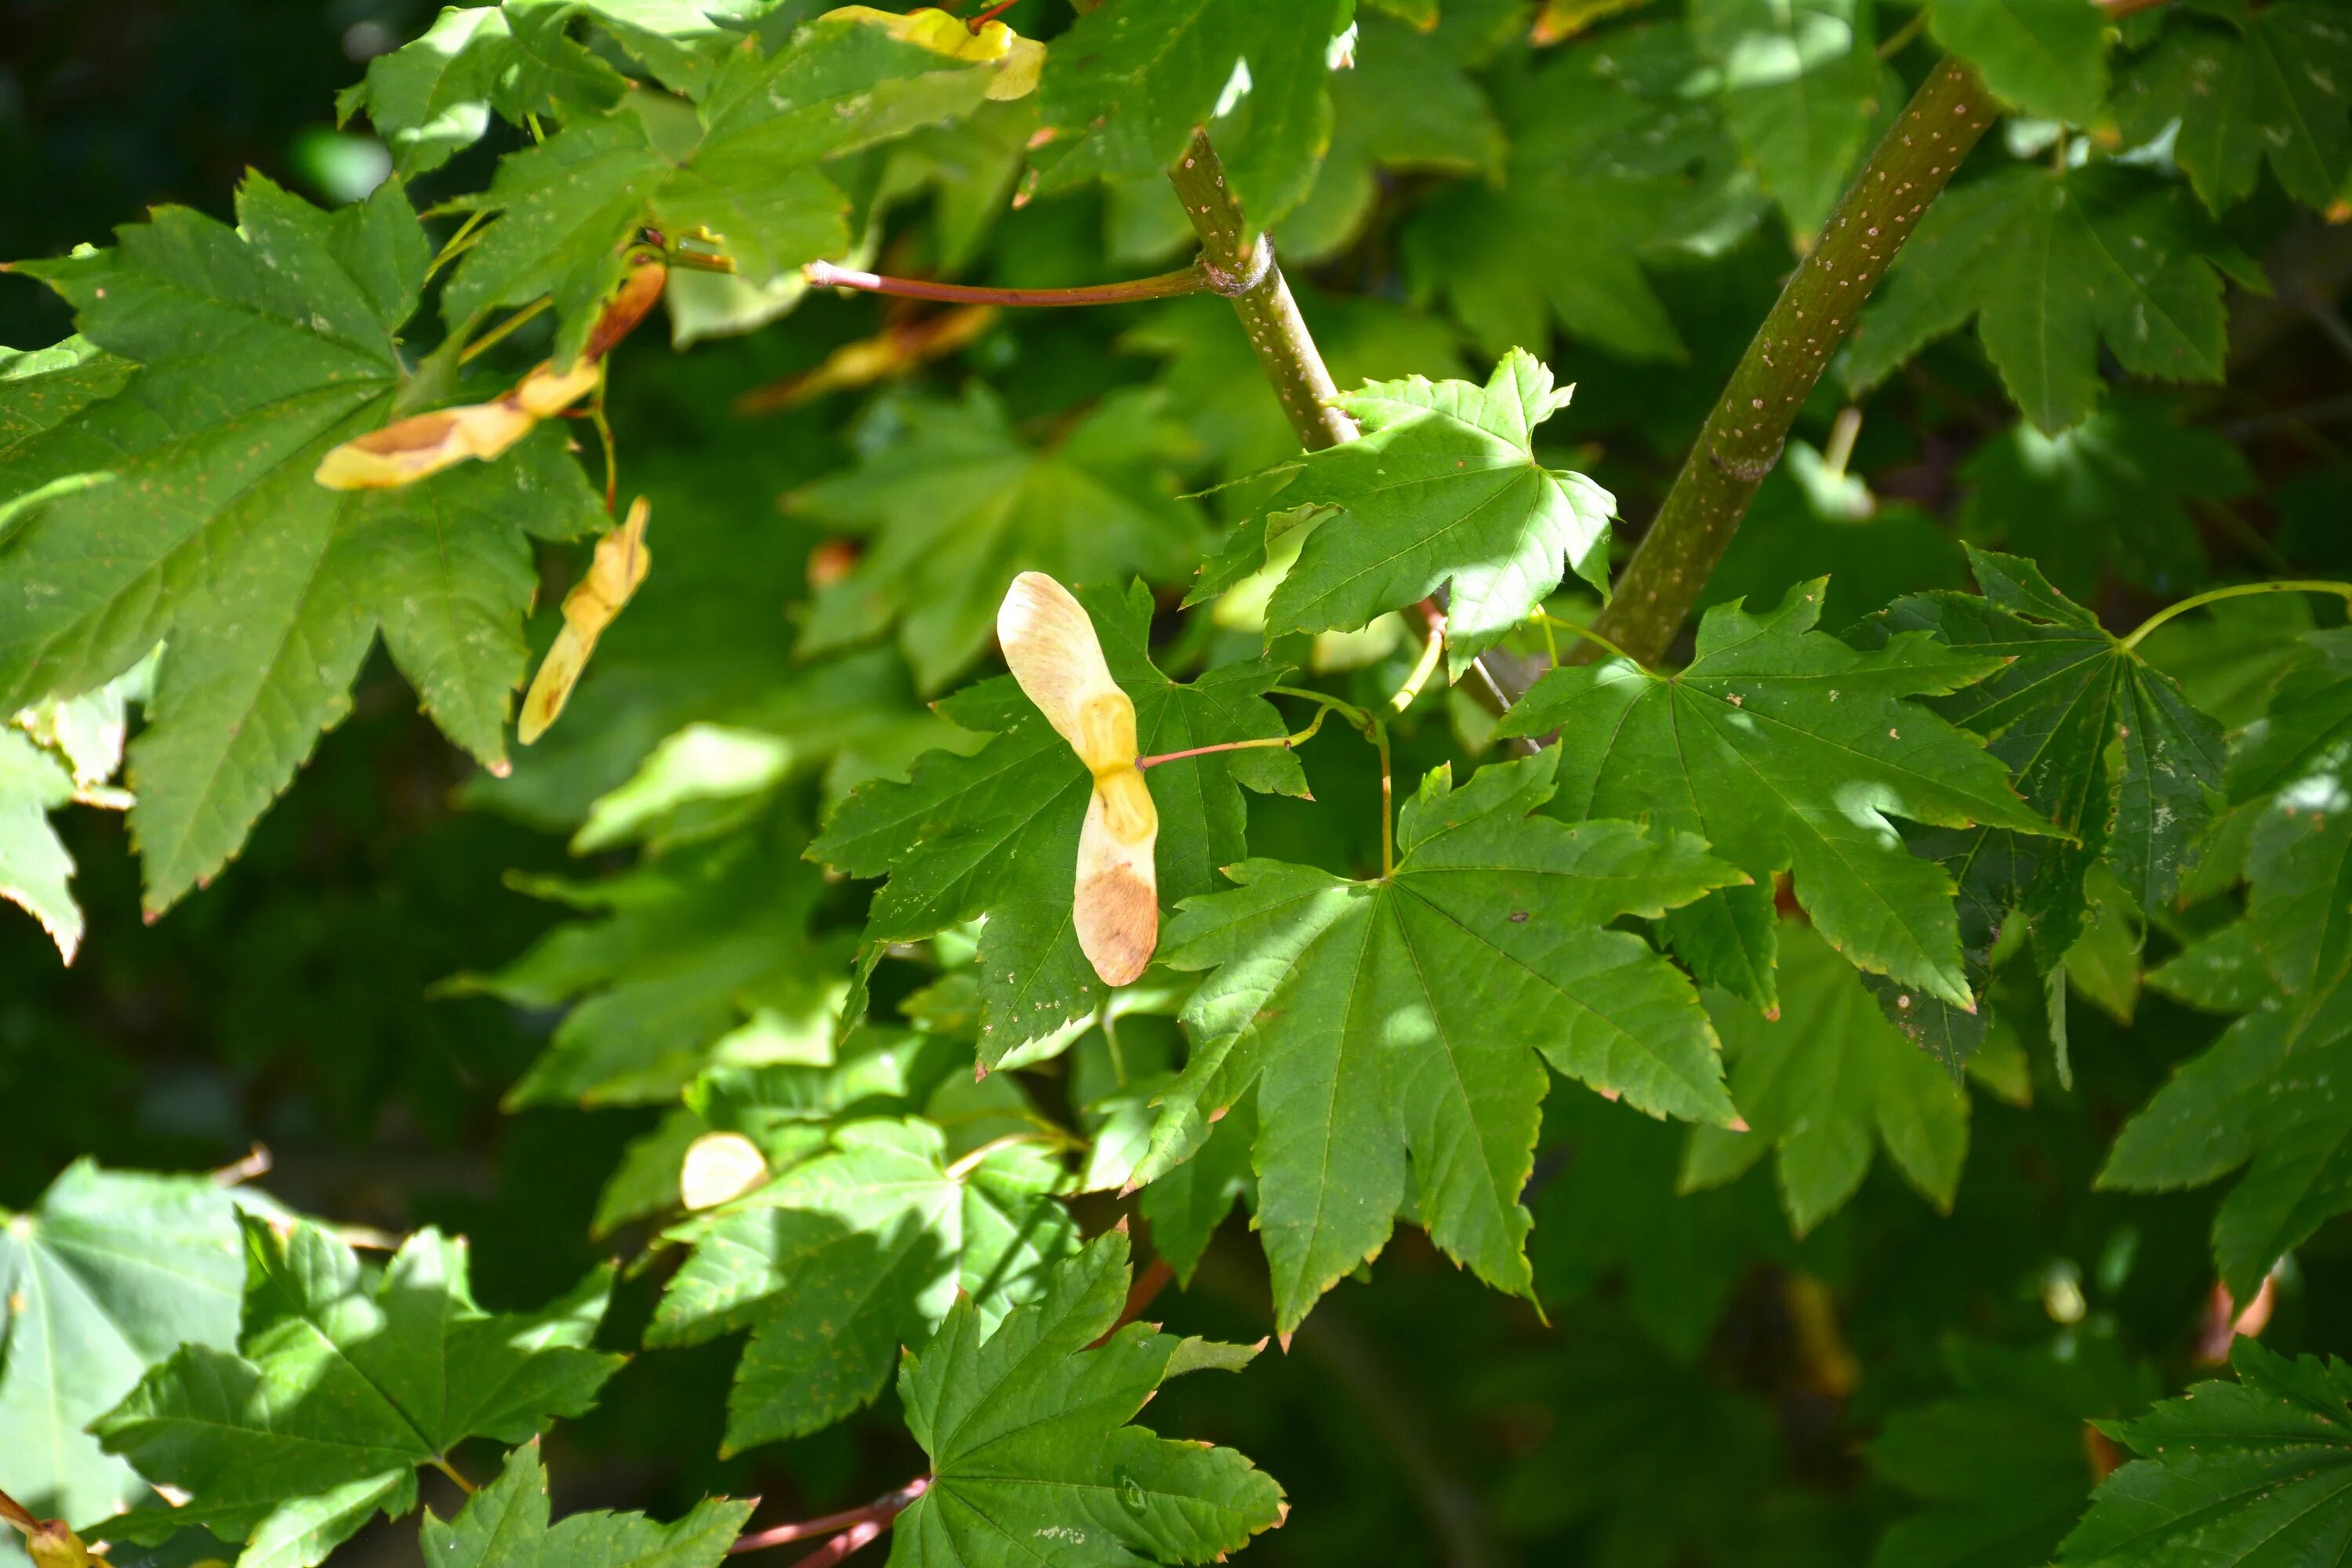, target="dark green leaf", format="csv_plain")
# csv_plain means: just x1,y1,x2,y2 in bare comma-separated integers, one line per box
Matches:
890,1231,1284,1568
1142,750,1742,1332
1503,579,2056,1008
